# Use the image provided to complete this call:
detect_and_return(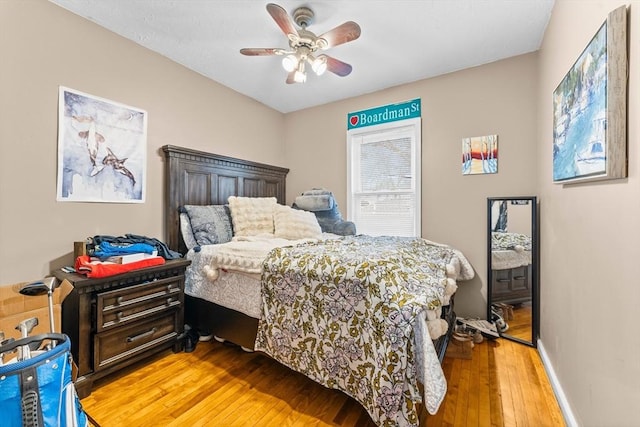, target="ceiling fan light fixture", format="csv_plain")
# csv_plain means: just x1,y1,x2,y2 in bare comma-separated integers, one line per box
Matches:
241,3,361,84
311,55,328,76
293,70,307,83
293,61,307,83
282,54,298,72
